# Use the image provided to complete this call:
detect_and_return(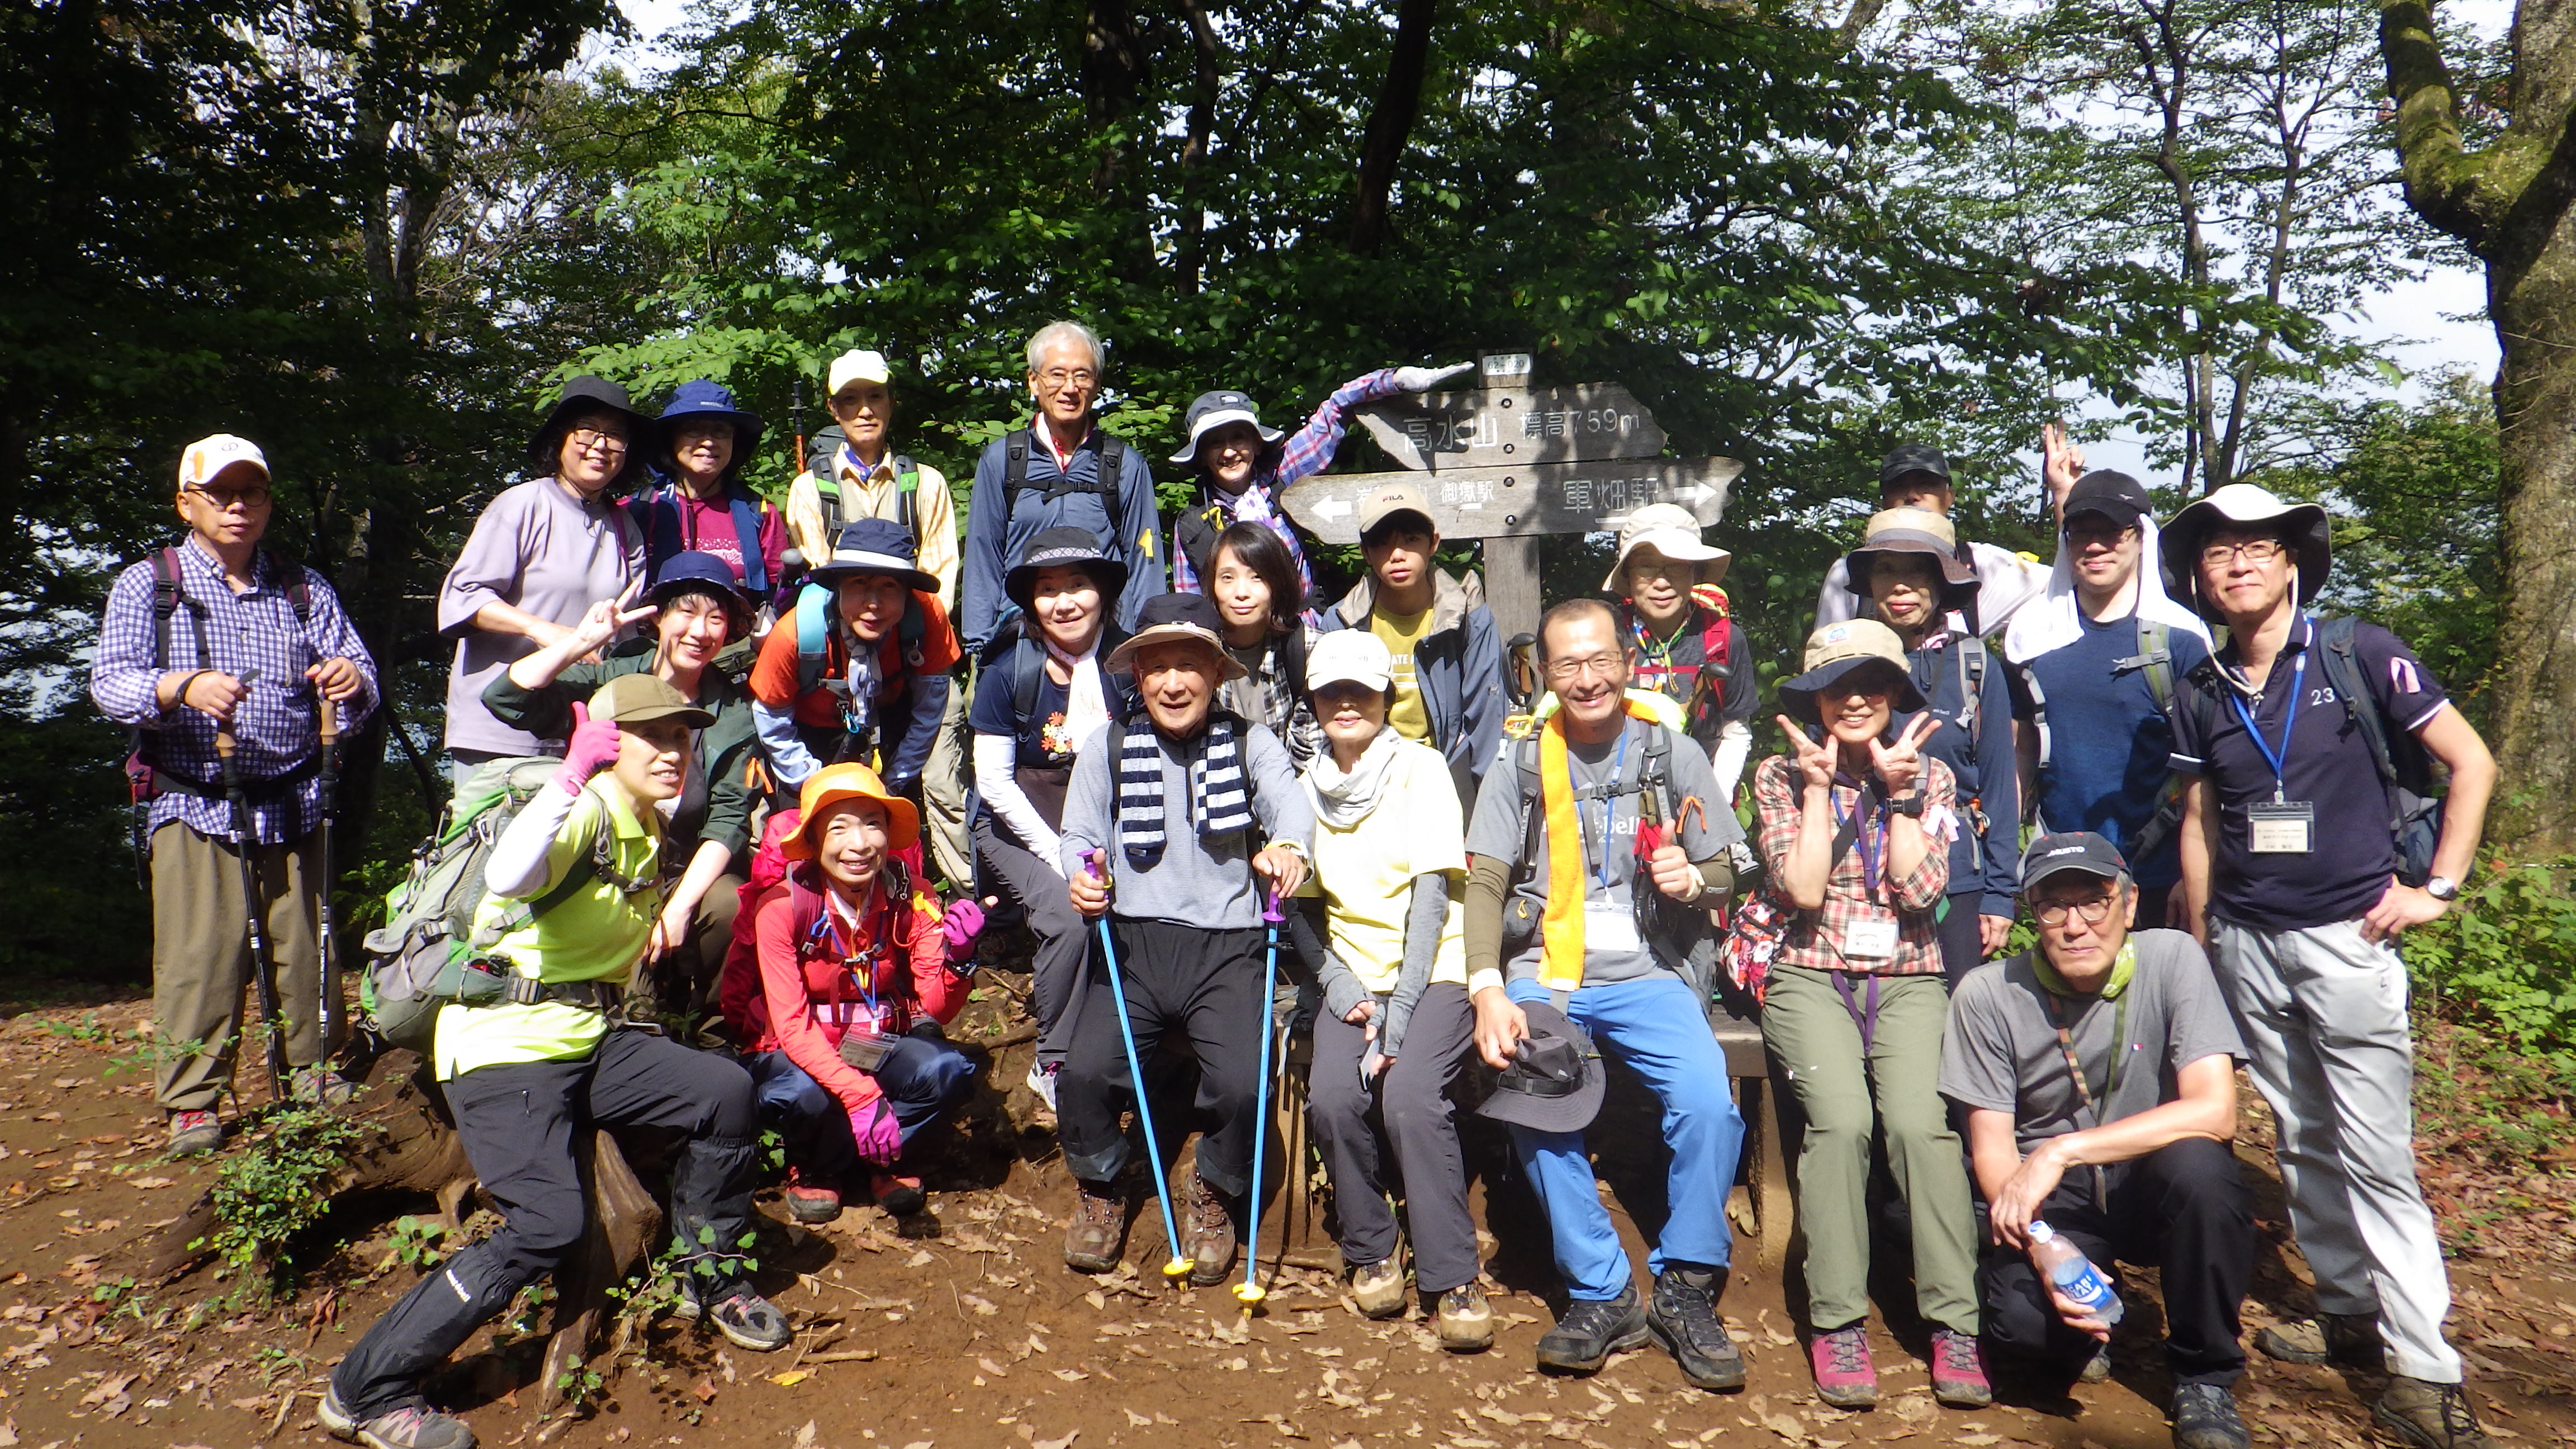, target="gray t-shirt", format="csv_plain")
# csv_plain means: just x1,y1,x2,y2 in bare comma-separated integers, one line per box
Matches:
437,478,645,755
1464,715,1745,987
1058,716,1314,931
1939,928,2243,1150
